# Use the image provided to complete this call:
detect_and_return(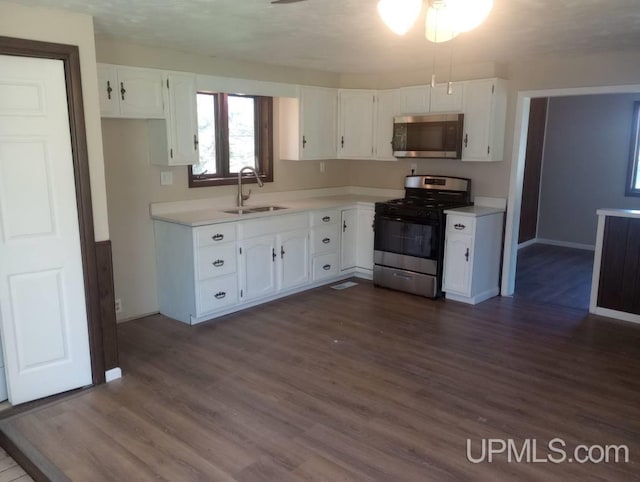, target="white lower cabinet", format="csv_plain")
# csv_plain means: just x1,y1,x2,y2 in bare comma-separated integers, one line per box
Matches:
240,234,277,301
341,207,375,273
155,204,375,324
340,208,358,270
311,209,340,281
279,228,310,290
442,209,504,304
